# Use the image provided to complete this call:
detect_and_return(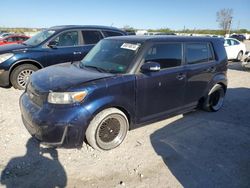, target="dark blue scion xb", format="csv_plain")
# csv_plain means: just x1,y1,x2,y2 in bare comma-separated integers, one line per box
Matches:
20,36,228,150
